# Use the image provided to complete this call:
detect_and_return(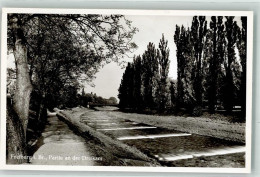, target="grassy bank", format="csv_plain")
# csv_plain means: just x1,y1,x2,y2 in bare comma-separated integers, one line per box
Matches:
104,111,245,143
